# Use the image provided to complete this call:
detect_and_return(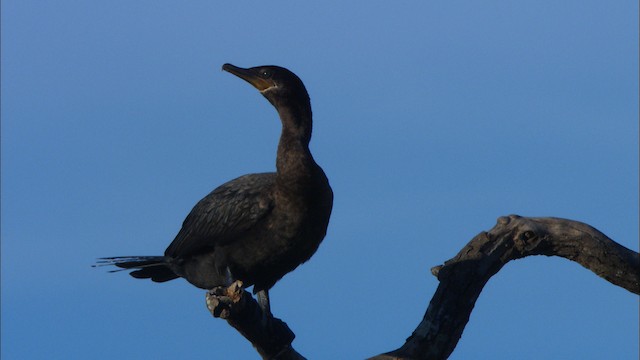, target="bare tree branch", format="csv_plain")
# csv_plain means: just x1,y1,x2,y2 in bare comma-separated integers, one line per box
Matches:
207,215,639,360
206,281,305,360
370,215,639,360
